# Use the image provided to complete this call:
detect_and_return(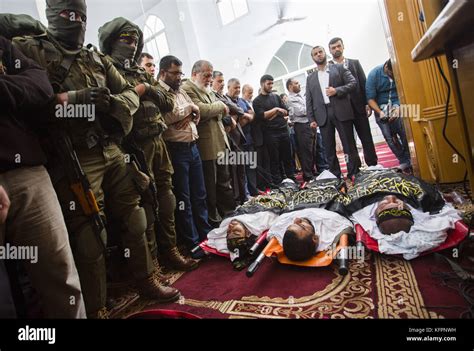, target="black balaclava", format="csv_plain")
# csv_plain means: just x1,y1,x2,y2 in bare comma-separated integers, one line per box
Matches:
98,18,144,70
46,0,87,50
